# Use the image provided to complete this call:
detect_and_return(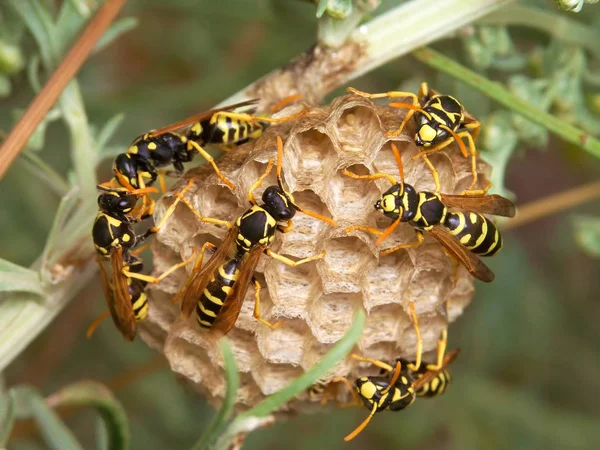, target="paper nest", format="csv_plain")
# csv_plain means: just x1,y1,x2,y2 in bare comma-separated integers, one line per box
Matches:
141,94,490,412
